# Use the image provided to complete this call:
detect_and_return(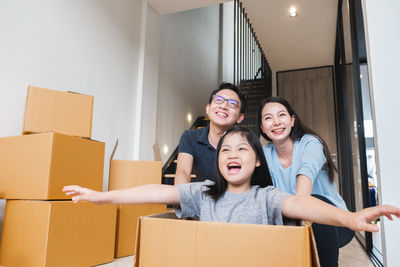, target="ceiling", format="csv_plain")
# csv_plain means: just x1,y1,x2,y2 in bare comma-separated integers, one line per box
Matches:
147,0,338,72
